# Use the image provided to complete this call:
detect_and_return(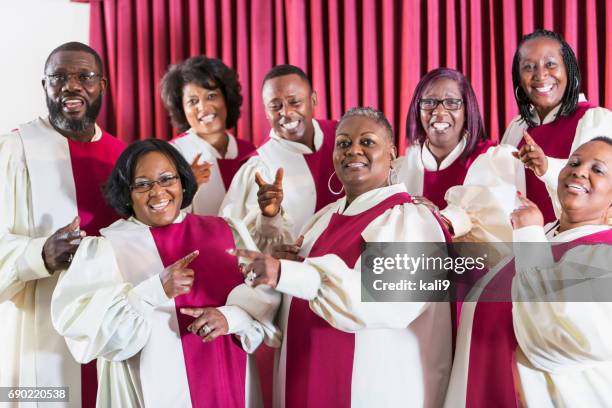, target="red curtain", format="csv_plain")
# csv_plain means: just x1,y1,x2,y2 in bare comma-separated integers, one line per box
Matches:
88,0,612,153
